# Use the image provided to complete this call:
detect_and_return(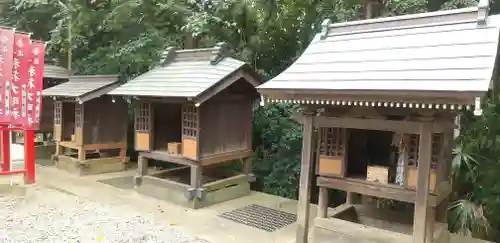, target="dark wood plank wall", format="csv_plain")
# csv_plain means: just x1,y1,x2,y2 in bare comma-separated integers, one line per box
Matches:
41,77,68,134
40,98,55,133
61,102,75,141
199,96,252,157
82,96,128,145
